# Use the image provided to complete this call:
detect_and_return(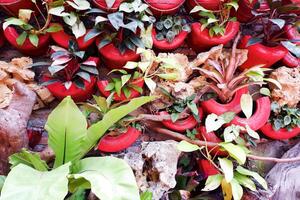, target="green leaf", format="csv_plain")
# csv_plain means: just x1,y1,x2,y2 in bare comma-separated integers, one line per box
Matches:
240,94,253,119
93,95,108,113
157,73,178,80
140,191,152,200
105,82,115,91
0,176,5,191
221,112,236,123
113,79,122,96
236,166,268,190
205,113,226,132
190,5,211,13
81,96,156,157
245,125,260,139
46,24,63,33
3,17,26,30
144,78,156,93
16,31,27,46
225,1,239,11
281,41,300,58
223,125,240,142
121,74,131,87
9,149,48,171
77,71,91,82
264,78,282,90
219,143,247,165
234,173,256,191
45,96,87,168
260,88,270,96
230,178,243,200
0,163,70,200
71,157,139,200
219,158,233,182
66,188,86,200
269,19,285,29
123,87,131,98
202,174,223,191
177,141,201,152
